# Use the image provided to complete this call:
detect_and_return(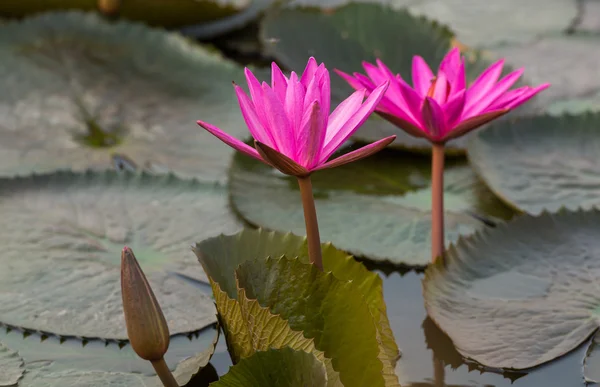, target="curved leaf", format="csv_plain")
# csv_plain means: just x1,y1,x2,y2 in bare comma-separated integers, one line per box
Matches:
0,0,249,29
229,148,513,266
211,348,328,387
0,12,250,184
0,341,24,386
584,334,600,384
259,3,535,153
236,256,400,387
423,209,600,369
0,170,242,339
193,228,399,368
468,113,600,215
